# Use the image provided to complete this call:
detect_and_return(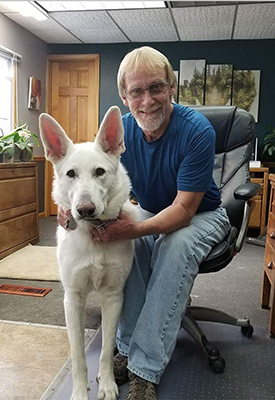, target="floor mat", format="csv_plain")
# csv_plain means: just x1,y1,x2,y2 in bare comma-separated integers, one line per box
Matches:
0,245,60,281
45,323,275,400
